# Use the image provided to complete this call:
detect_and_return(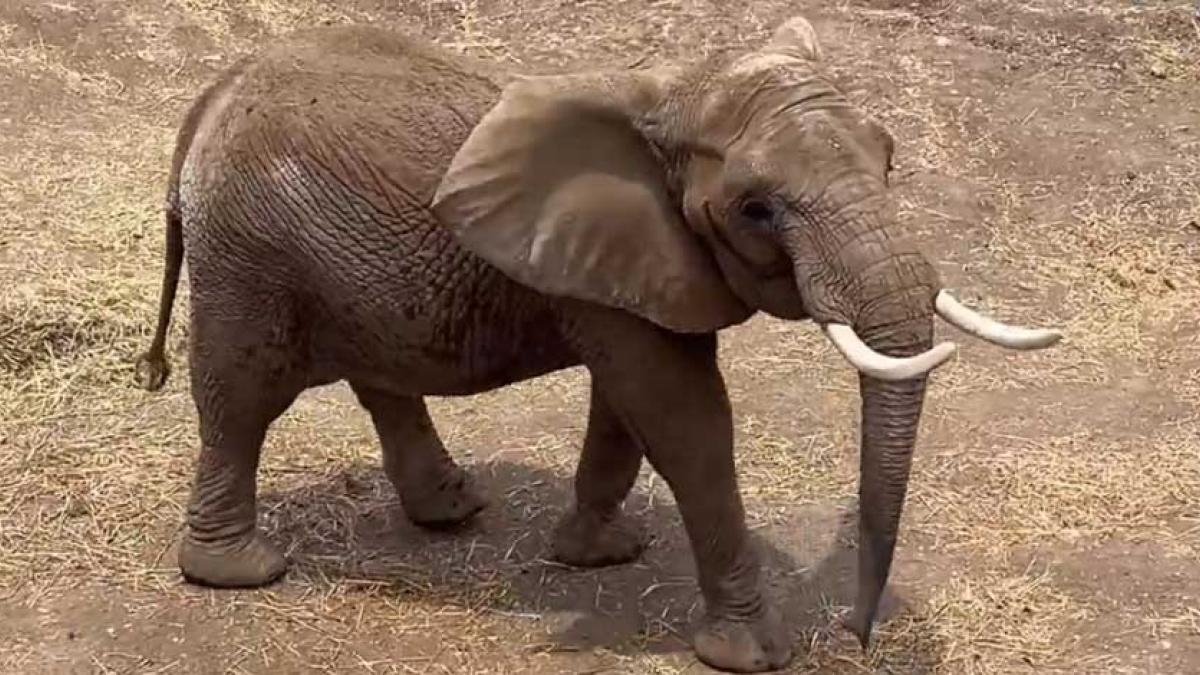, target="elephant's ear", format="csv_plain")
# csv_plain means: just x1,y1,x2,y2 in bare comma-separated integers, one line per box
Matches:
764,16,823,61
431,71,751,334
